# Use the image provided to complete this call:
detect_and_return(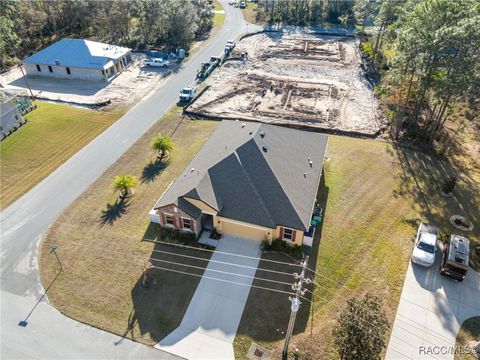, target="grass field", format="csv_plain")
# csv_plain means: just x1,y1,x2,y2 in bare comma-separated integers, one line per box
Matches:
233,136,480,359
40,107,219,345
455,317,480,360
241,2,264,25
0,102,121,209
213,0,225,32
